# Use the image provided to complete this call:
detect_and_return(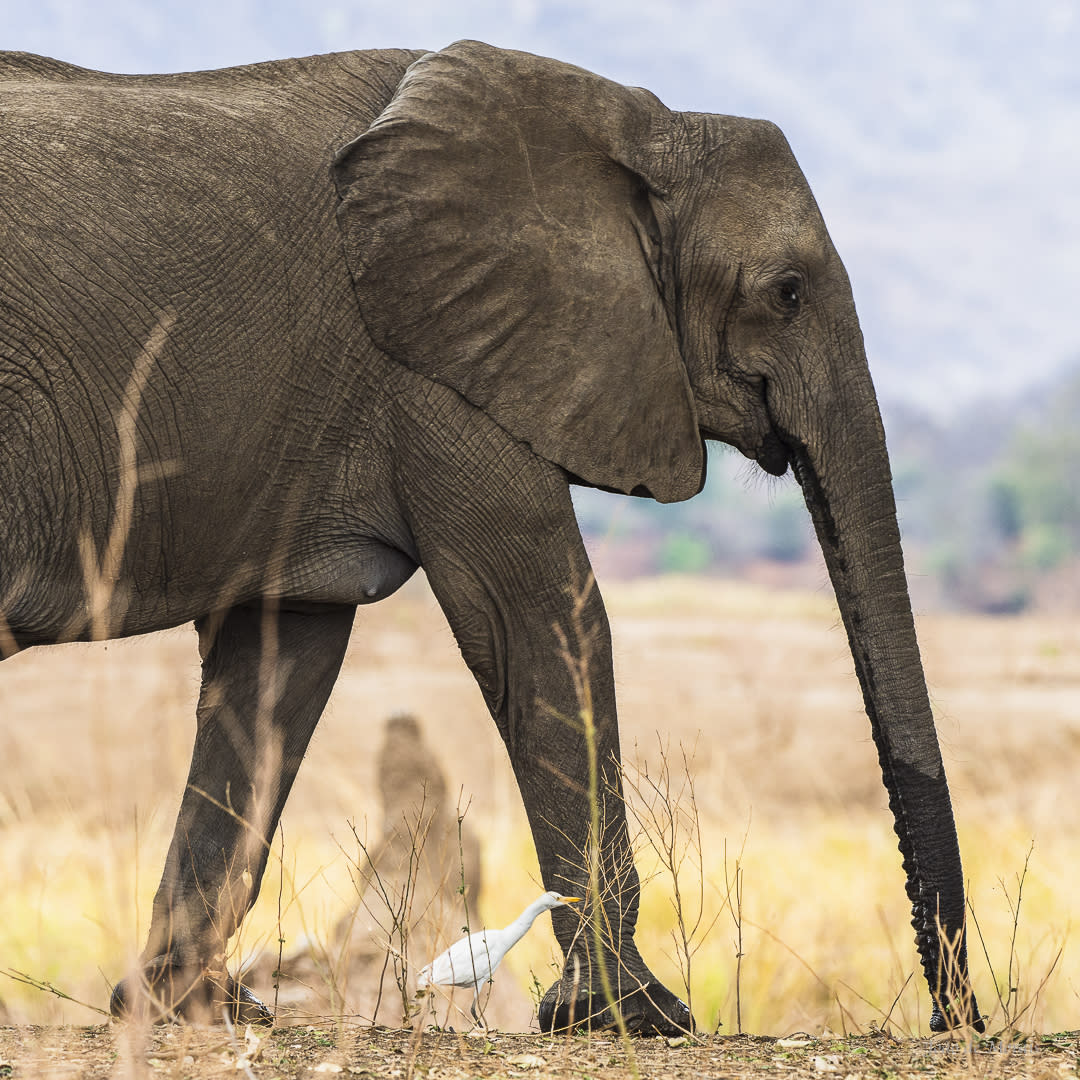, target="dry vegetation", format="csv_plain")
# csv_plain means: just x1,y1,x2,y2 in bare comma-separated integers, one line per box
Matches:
1,572,1078,1076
